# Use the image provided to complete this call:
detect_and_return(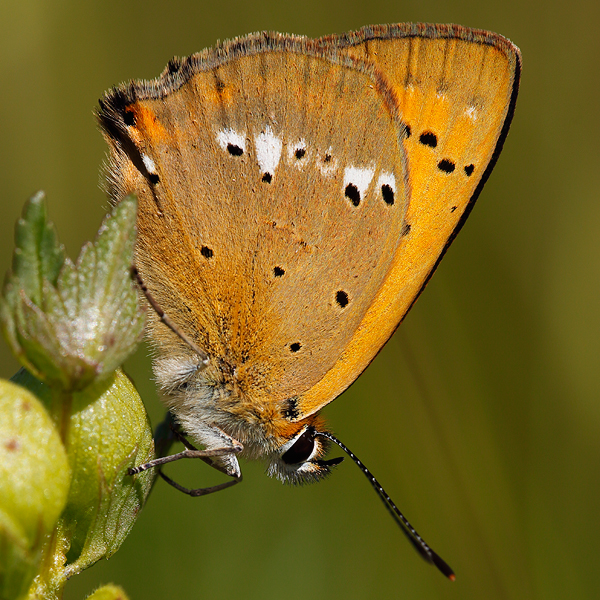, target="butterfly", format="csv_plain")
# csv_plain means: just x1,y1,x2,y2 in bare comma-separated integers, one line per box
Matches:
98,23,521,578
